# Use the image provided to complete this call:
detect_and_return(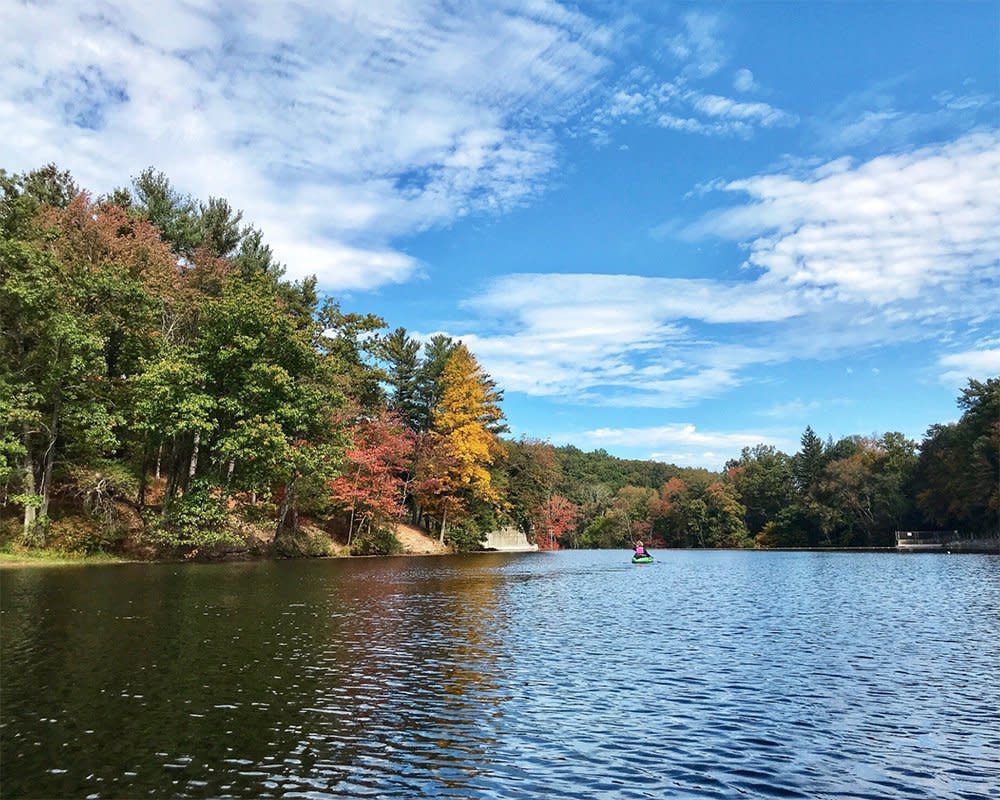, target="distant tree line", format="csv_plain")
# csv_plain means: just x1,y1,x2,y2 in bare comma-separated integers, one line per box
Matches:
1,165,996,557
535,379,996,550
